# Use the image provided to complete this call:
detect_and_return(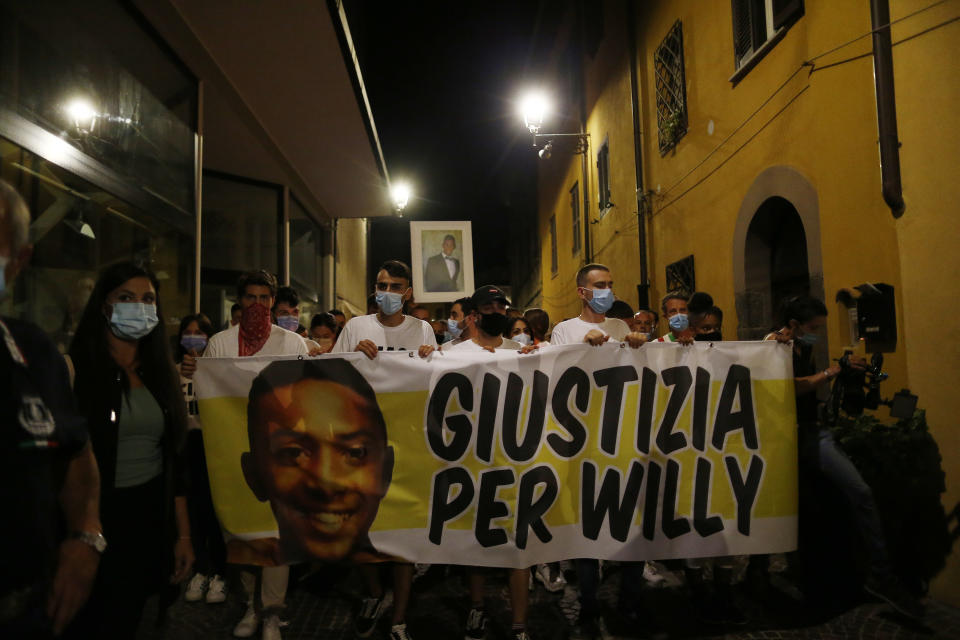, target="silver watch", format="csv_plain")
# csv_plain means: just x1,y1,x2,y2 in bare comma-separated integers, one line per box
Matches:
71,530,107,553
